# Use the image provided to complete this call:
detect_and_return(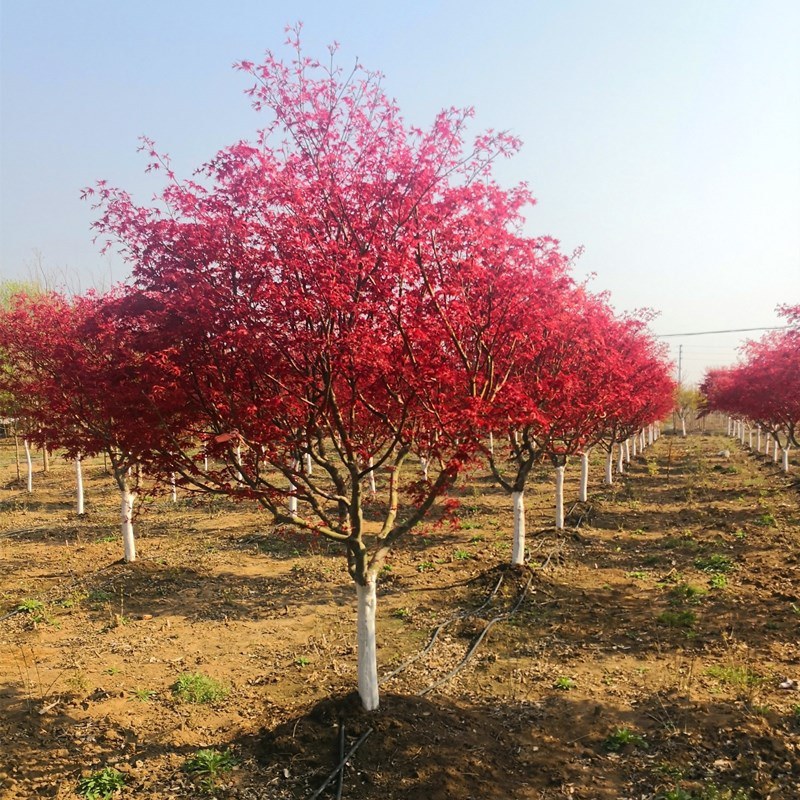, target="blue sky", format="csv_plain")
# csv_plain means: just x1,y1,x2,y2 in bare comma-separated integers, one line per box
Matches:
1,0,798,383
